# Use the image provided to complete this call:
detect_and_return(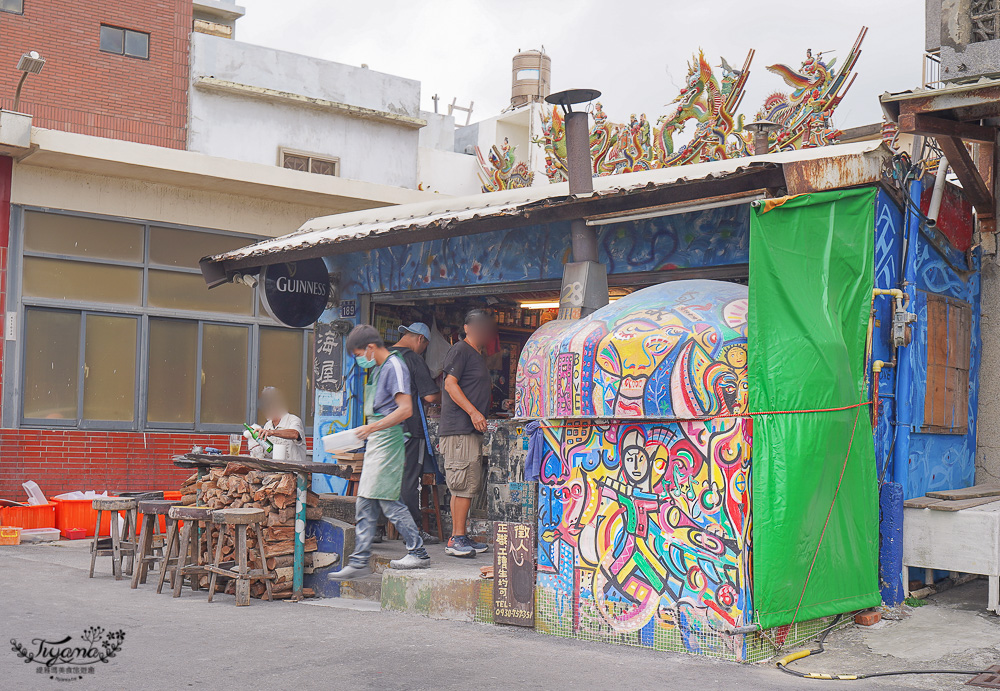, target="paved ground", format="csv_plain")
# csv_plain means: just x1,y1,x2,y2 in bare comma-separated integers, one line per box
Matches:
1,541,995,690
